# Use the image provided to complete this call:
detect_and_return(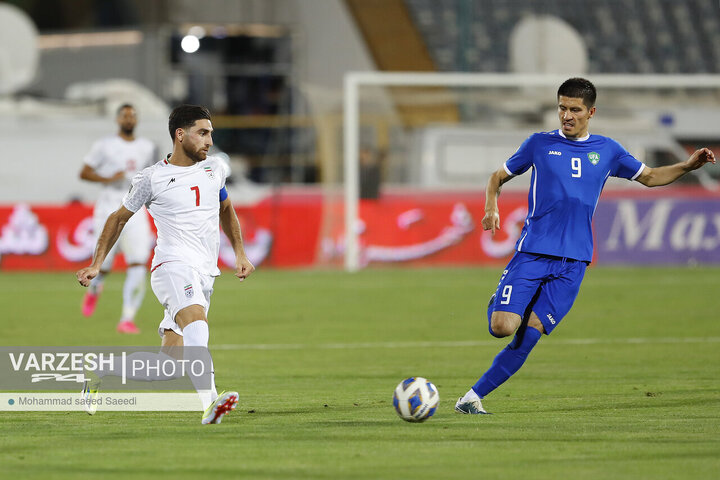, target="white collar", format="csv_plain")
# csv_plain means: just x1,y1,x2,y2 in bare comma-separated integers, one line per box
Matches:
558,129,590,142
